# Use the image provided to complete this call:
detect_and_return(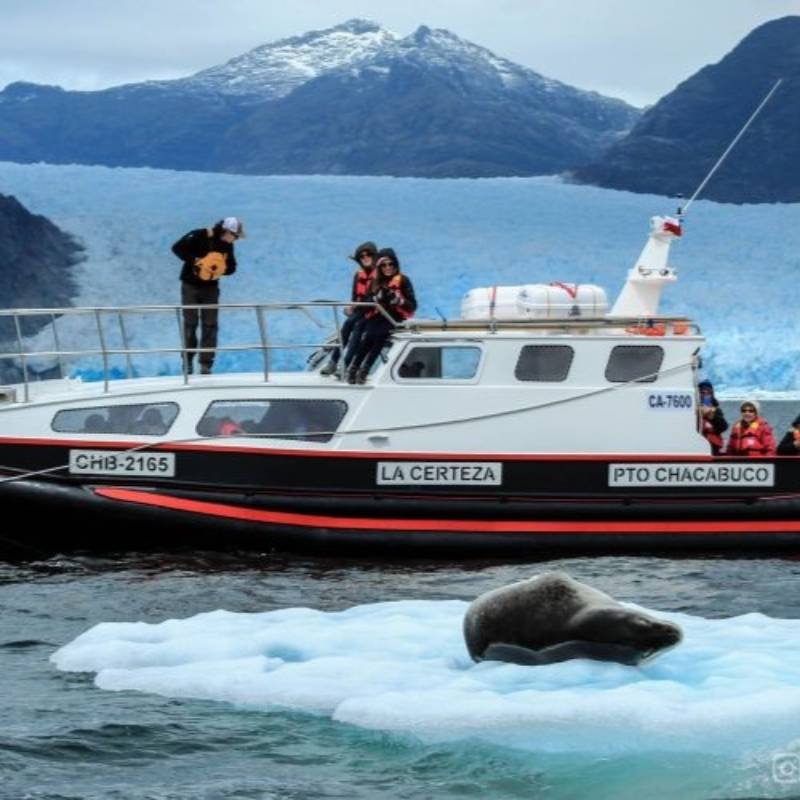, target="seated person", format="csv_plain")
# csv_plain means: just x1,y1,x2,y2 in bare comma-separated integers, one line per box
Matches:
346,248,416,385
218,416,243,436
725,400,776,456
697,380,728,455
83,413,109,433
131,407,166,435
777,415,800,455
